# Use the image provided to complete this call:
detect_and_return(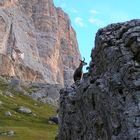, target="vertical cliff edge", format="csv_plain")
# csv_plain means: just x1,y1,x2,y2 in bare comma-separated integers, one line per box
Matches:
0,0,80,86
58,19,140,140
